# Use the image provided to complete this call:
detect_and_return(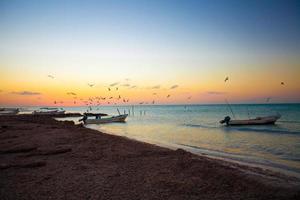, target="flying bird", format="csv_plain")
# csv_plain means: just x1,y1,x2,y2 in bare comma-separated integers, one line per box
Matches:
170,85,179,89
281,82,285,85
110,82,119,87
187,96,192,100
48,75,55,79
224,76,229,82
88,83,94,87
167,94,171,98
67,92,76,96
108,87,111,91
109,97,113,99
153,93,157,95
